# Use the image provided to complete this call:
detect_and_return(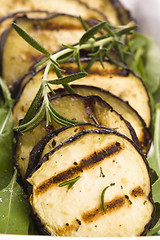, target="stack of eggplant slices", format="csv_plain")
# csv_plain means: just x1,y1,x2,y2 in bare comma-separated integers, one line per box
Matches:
0,0,154,237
